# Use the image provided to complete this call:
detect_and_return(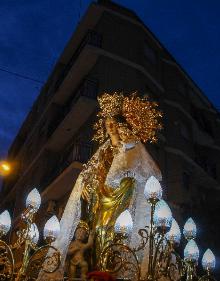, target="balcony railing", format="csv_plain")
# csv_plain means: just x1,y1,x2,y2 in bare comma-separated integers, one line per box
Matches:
55,30,102,91
41,142,93,190
47,78,98,138
72,142,93,163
